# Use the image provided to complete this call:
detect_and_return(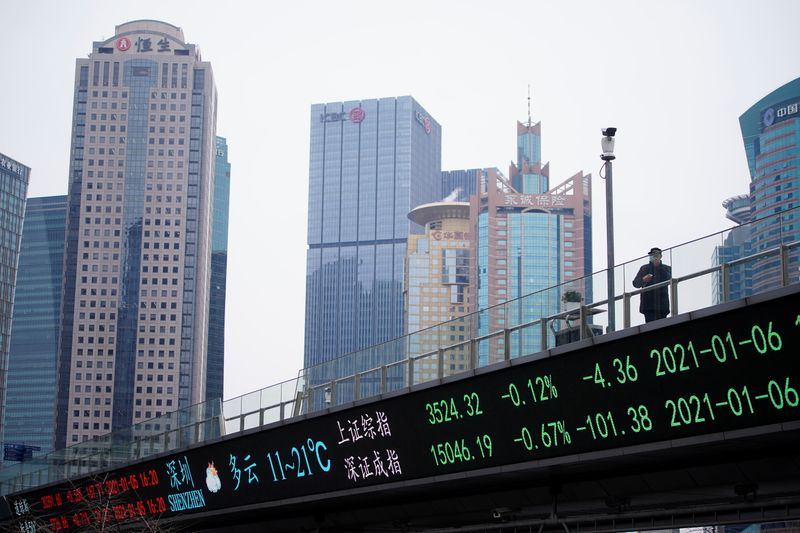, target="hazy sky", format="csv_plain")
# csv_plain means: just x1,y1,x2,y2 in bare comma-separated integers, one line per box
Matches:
1,0,799,400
